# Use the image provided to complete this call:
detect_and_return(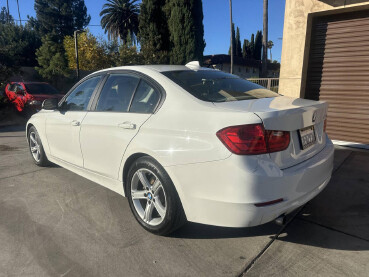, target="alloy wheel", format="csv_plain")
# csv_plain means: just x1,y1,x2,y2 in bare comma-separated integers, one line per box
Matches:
29,132,41,162
131,168,167,226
